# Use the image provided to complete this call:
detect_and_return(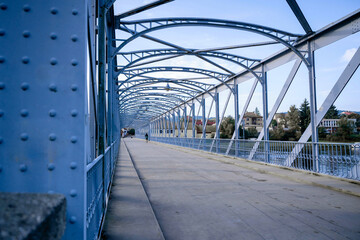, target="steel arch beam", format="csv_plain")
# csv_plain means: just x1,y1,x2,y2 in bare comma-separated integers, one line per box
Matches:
114,17,308,66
